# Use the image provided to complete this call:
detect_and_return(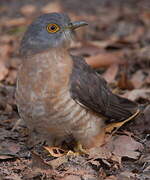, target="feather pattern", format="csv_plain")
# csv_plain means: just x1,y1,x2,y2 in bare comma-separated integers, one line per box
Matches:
70,55,138,123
